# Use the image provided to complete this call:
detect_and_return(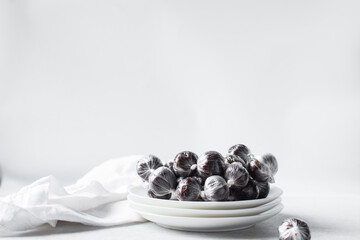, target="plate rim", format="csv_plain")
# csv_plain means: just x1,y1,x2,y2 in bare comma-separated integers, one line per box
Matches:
128,185,283,209
128,194,282,217
132,203,284,220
